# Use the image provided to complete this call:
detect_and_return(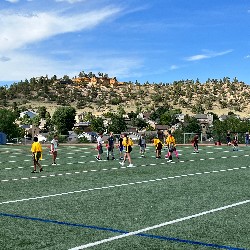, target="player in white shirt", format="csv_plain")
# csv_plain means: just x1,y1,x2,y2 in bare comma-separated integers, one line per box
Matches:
51,135,59,165
96,133,103,160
